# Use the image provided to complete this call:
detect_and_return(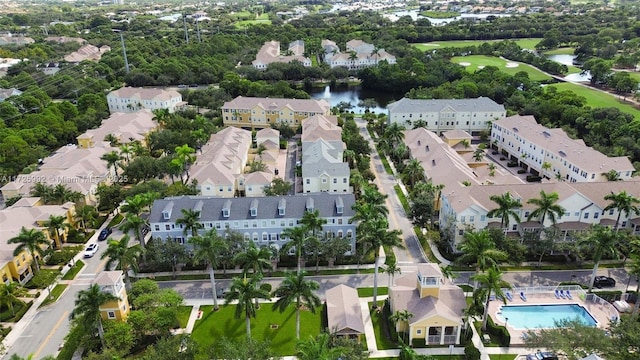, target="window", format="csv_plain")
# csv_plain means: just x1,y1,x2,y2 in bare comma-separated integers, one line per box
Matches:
583,212,589,219
243,221,249,228
250,208,257,216
333,178,337,184
460,216,465,223
322,178,327,183
165,225,170,230
107,311,116,319
343,178,347,183
458,230,464,236
469,216,475,222
306,179,310,184
262,233,268,241
416,329,422,335
480,215,486,222
609,209,615,215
